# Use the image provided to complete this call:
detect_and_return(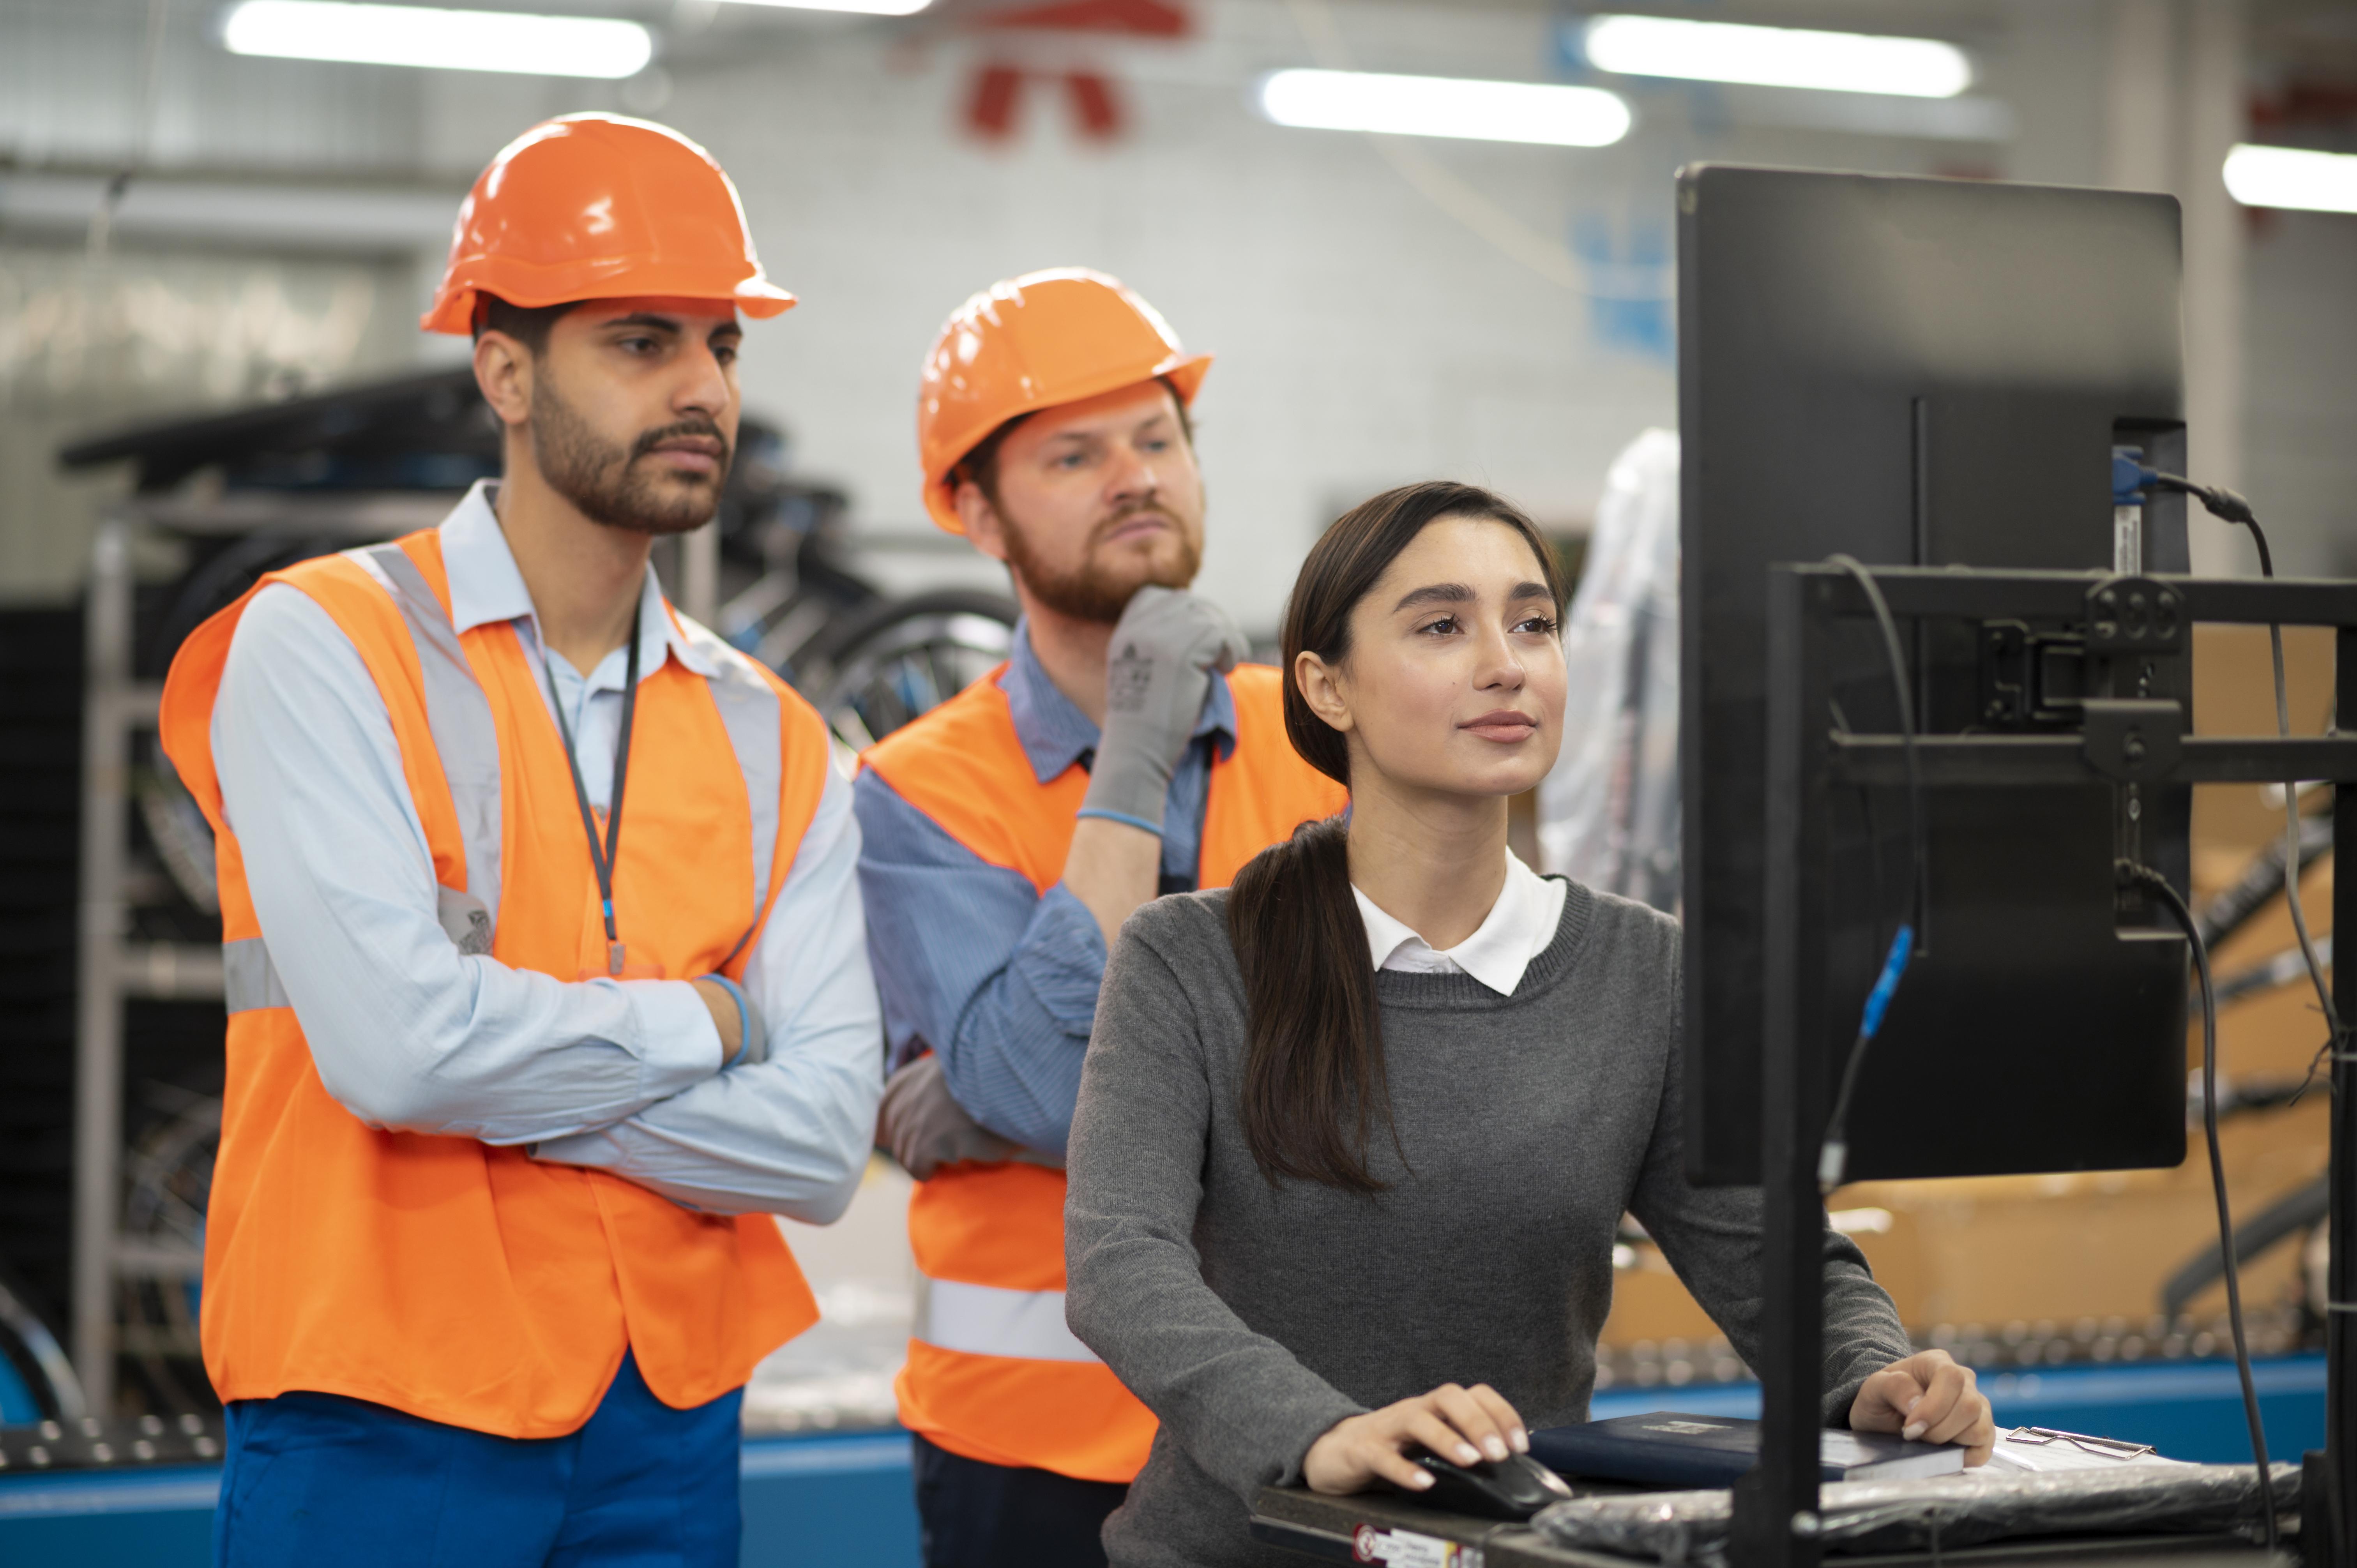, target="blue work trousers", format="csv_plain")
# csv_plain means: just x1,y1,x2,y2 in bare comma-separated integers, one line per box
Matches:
213,1351,742,1568
910,1433,1125,1568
